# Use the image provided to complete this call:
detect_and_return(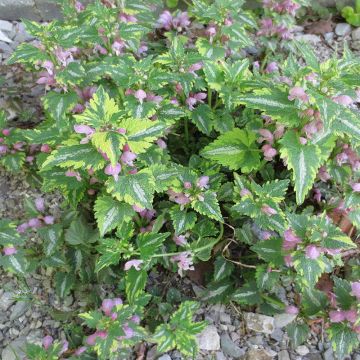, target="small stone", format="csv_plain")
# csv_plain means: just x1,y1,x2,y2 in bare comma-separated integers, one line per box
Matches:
323,347,334,360
0,292,15,311
352,40,360,50
230,332,240,342
248,335,263,345
294,34,321,44
270,327,283,342
278,350,290,360
245,349,272,360
352,28,360,41
219,312,232,324
1,337,27,360
244,312,274,334
10,301,30,321
296,345,310,356
215,352,227,360
220,333,245,359
274,313,297,328
324,32,334,43
335,23,351,37
293,25,304,33
197,325,220,351
0,20,13,32
0,29,12,43
158,355,171,360
305,354,323,360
